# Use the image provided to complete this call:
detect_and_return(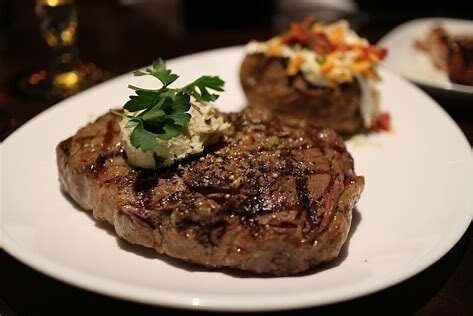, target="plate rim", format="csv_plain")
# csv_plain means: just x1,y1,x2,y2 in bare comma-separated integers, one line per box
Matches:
1,45,473,311
377,17,473,94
